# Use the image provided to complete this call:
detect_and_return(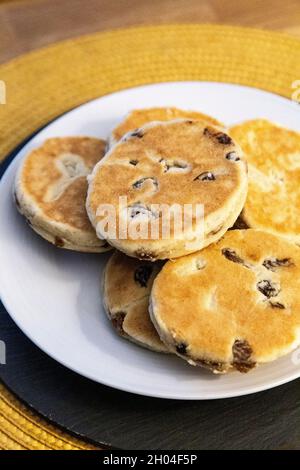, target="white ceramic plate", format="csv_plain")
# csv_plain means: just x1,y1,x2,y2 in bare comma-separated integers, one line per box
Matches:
1,82,300,400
